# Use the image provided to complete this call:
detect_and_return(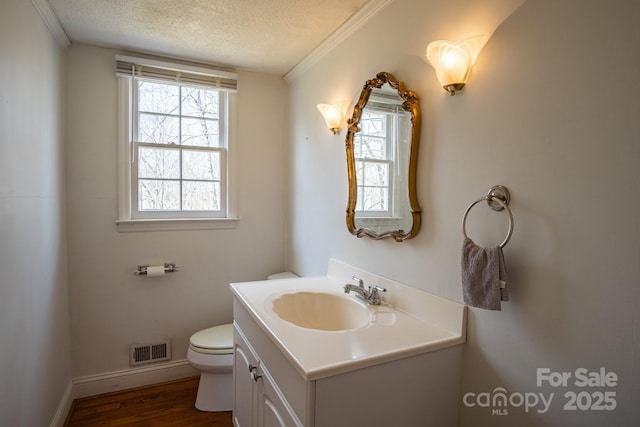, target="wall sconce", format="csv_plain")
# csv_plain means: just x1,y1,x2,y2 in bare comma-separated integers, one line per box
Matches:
426,35,488,95
317,103,343,134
